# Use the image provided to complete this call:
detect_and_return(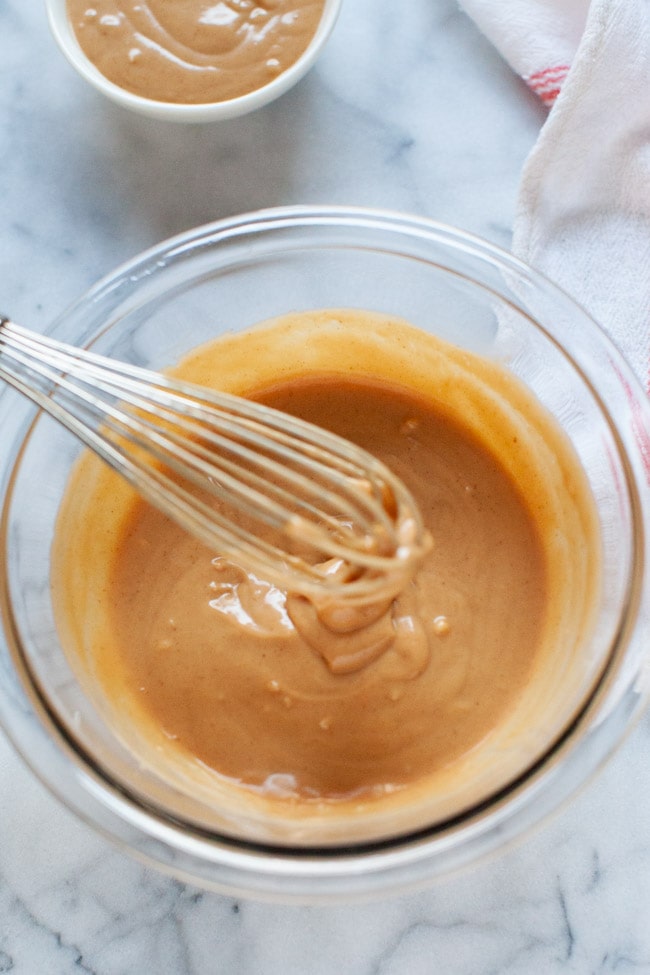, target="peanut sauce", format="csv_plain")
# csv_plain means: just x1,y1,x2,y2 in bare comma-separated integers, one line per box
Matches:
52,309,600,841
66,0,327,103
